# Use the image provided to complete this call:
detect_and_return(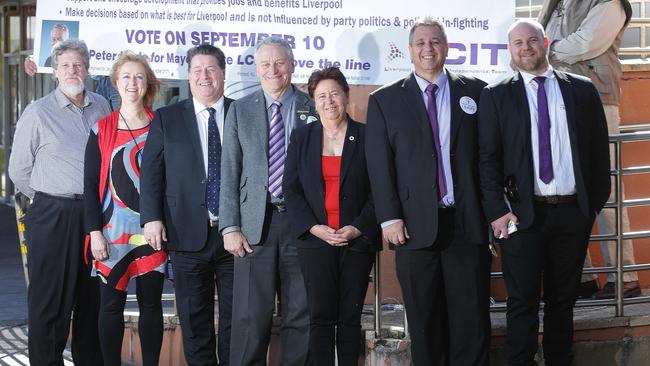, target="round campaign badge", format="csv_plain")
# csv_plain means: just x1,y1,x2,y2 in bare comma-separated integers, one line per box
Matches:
459,96,477,115
300,114,307,120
